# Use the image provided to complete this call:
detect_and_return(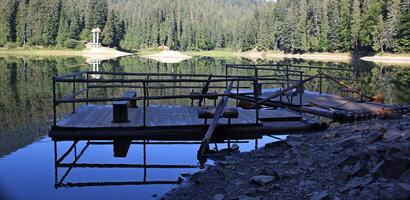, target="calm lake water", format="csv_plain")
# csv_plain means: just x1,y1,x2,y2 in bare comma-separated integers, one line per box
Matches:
0,55,409,200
